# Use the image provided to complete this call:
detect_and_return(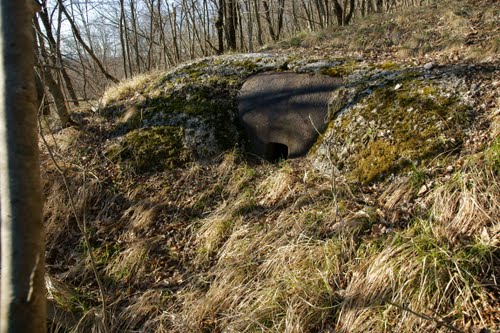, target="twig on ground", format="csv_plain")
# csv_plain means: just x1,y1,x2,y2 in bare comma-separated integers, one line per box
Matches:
39,110,110,333
387,301,465,333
